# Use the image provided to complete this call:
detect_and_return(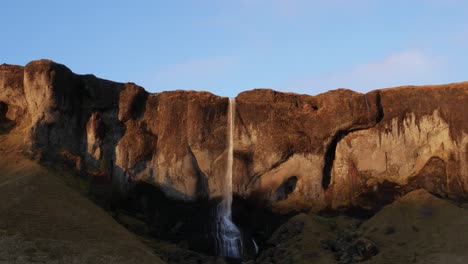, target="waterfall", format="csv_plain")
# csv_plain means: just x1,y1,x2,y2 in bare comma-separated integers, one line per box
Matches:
214,98,242,258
